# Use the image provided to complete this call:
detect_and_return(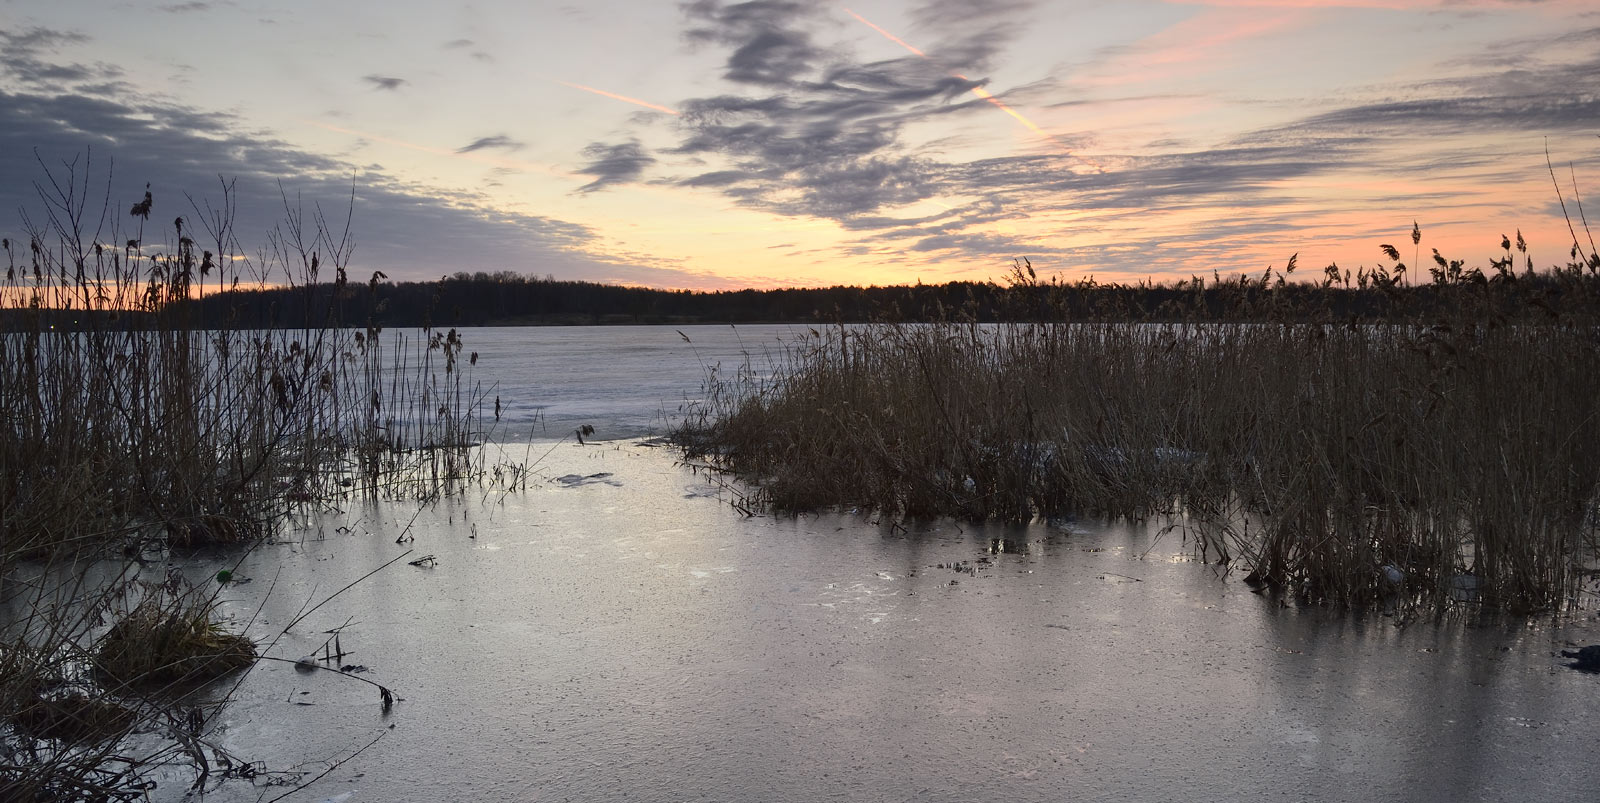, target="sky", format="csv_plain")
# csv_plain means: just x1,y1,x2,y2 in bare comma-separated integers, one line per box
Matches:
1,0,1598,290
